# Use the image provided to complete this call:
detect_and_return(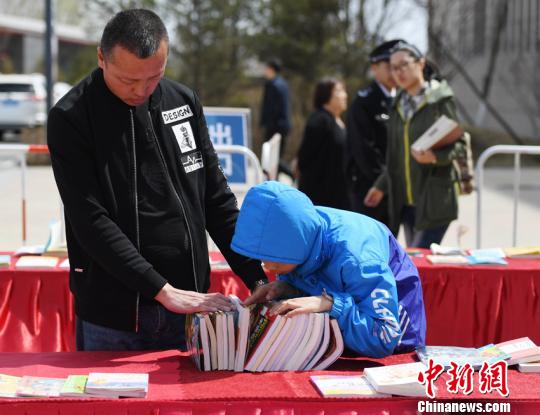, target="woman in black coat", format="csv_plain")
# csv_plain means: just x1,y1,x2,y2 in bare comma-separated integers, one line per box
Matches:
297,78,350,209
